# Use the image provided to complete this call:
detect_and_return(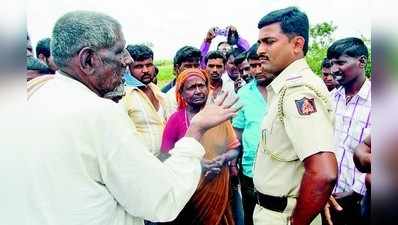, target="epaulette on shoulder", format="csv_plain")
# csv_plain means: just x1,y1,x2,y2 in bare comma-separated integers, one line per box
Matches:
285,75,304,88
